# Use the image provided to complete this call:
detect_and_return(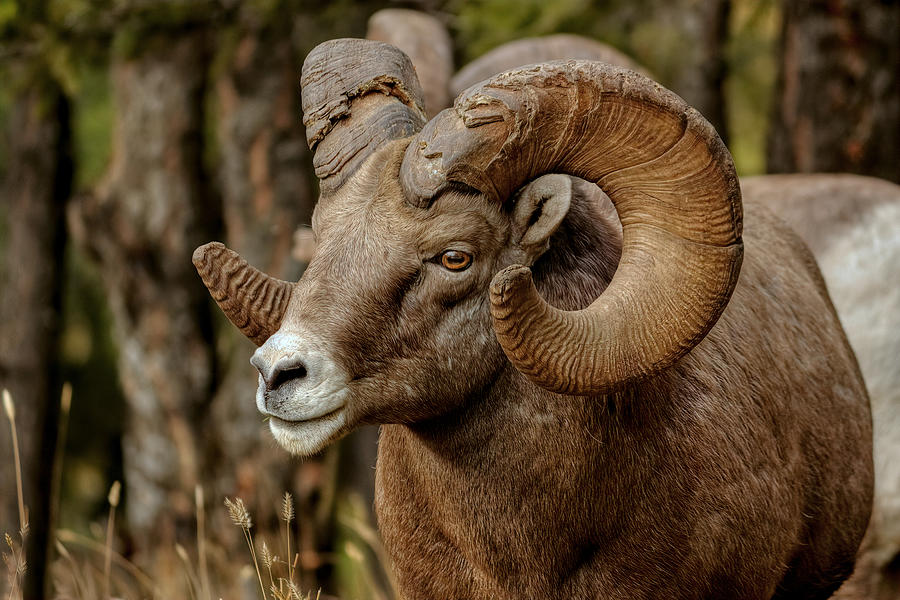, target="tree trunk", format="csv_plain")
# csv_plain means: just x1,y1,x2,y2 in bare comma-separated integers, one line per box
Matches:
68,33,216,564
0,71,72,599
655,0,731,143
768,0,900,182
